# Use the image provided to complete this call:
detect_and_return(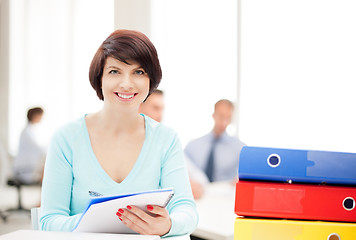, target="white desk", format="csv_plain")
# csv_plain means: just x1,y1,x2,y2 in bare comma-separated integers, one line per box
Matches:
0,230,190,240
192,181,236,240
